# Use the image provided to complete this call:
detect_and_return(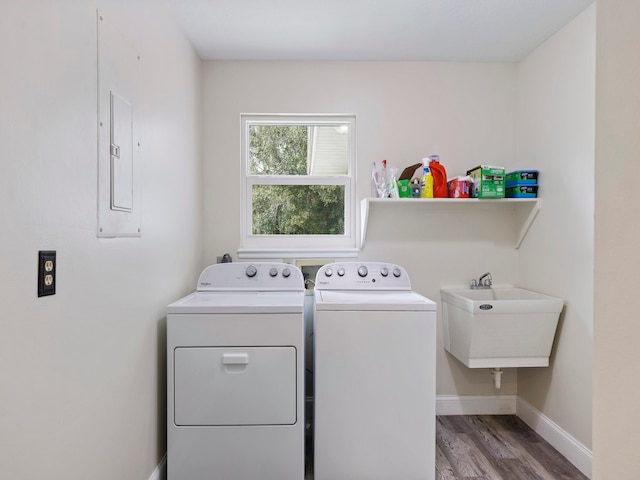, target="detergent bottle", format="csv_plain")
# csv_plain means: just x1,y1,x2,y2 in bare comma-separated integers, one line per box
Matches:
429,154,448,198
420,161,433,198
